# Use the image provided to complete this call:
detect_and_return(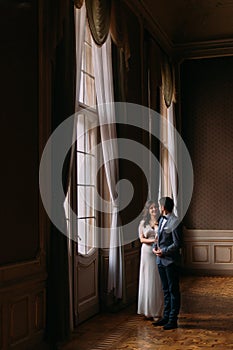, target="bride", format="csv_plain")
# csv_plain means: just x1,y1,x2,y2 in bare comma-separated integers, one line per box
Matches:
137,200,163,320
